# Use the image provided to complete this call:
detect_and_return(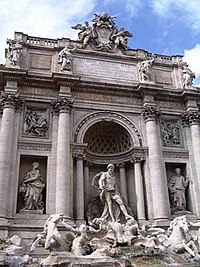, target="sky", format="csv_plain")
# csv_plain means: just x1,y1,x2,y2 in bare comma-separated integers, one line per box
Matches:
0,0,200,85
